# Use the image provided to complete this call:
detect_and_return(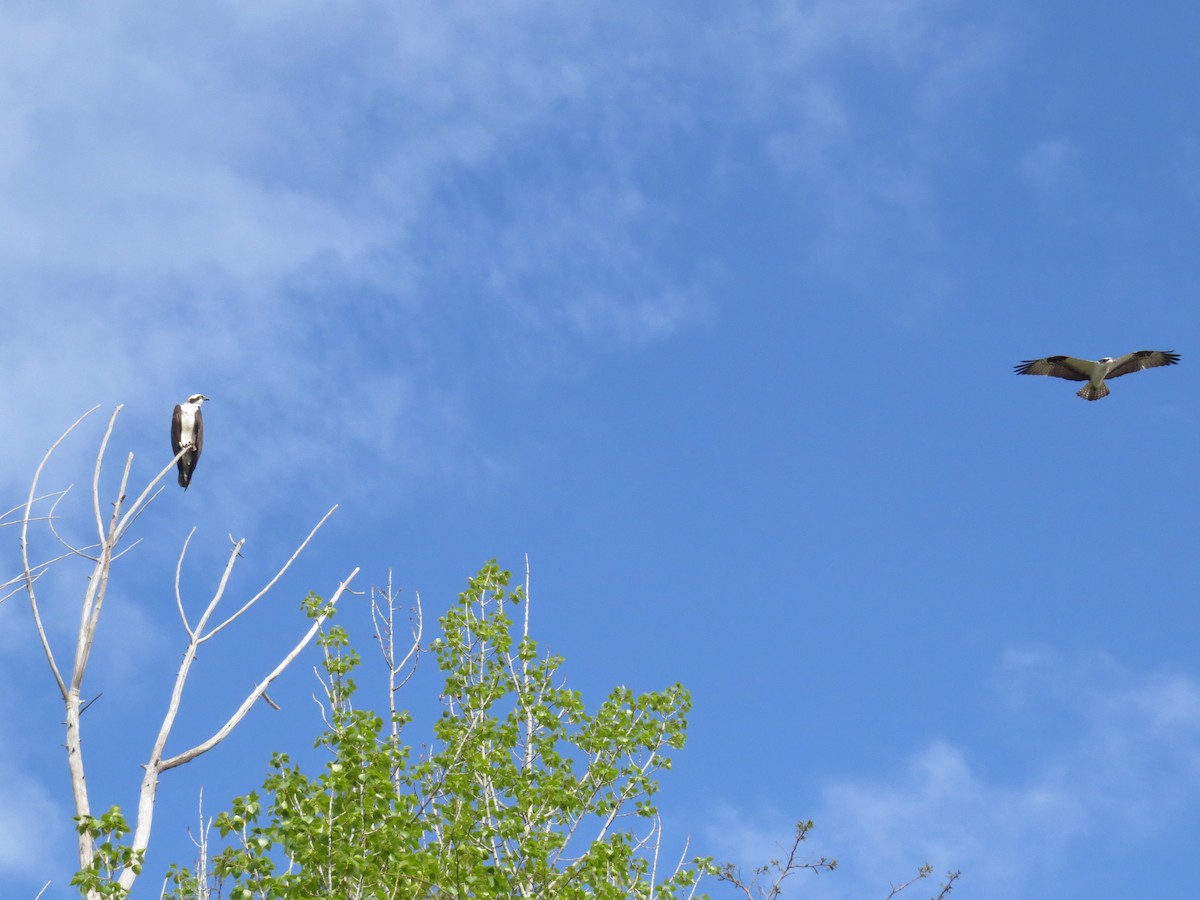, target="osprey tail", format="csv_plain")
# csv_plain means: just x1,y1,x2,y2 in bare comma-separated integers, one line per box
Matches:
1077,382,1110,401
176,448,197,488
